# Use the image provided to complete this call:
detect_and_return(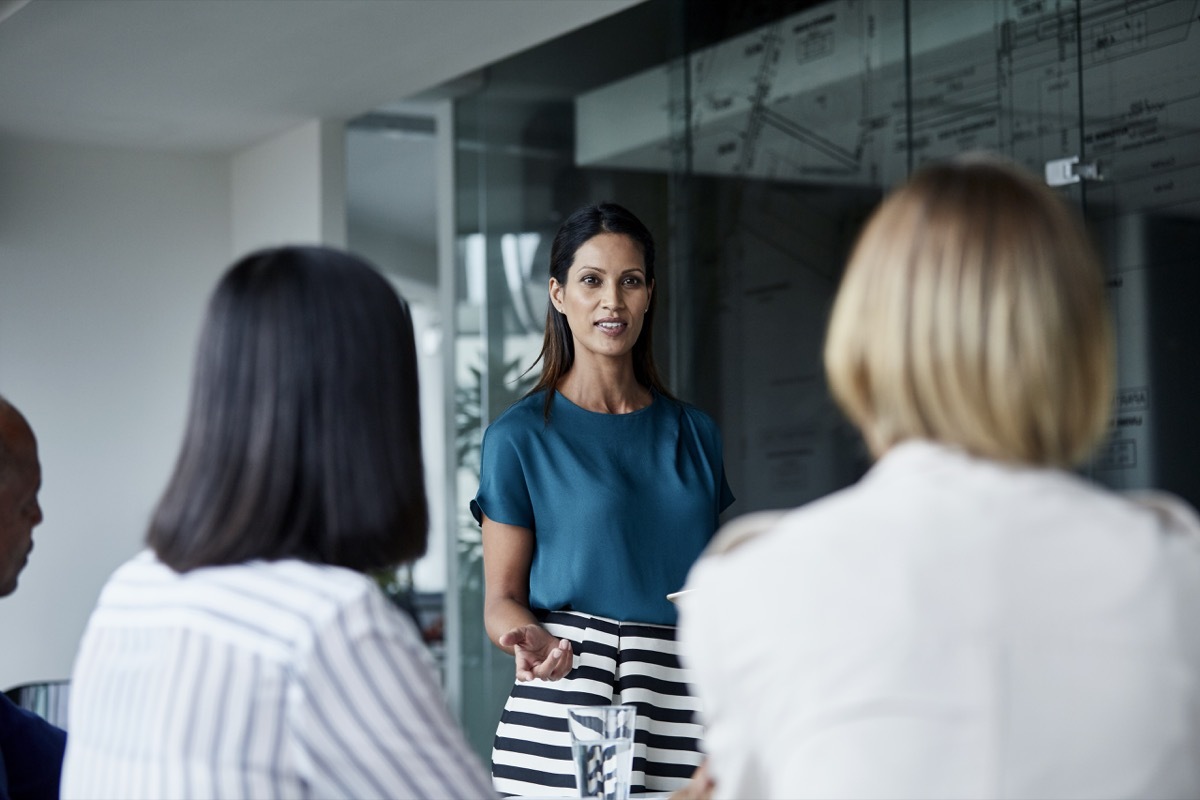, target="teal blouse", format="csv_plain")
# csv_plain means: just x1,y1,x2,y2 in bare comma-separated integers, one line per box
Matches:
472,390,734,625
